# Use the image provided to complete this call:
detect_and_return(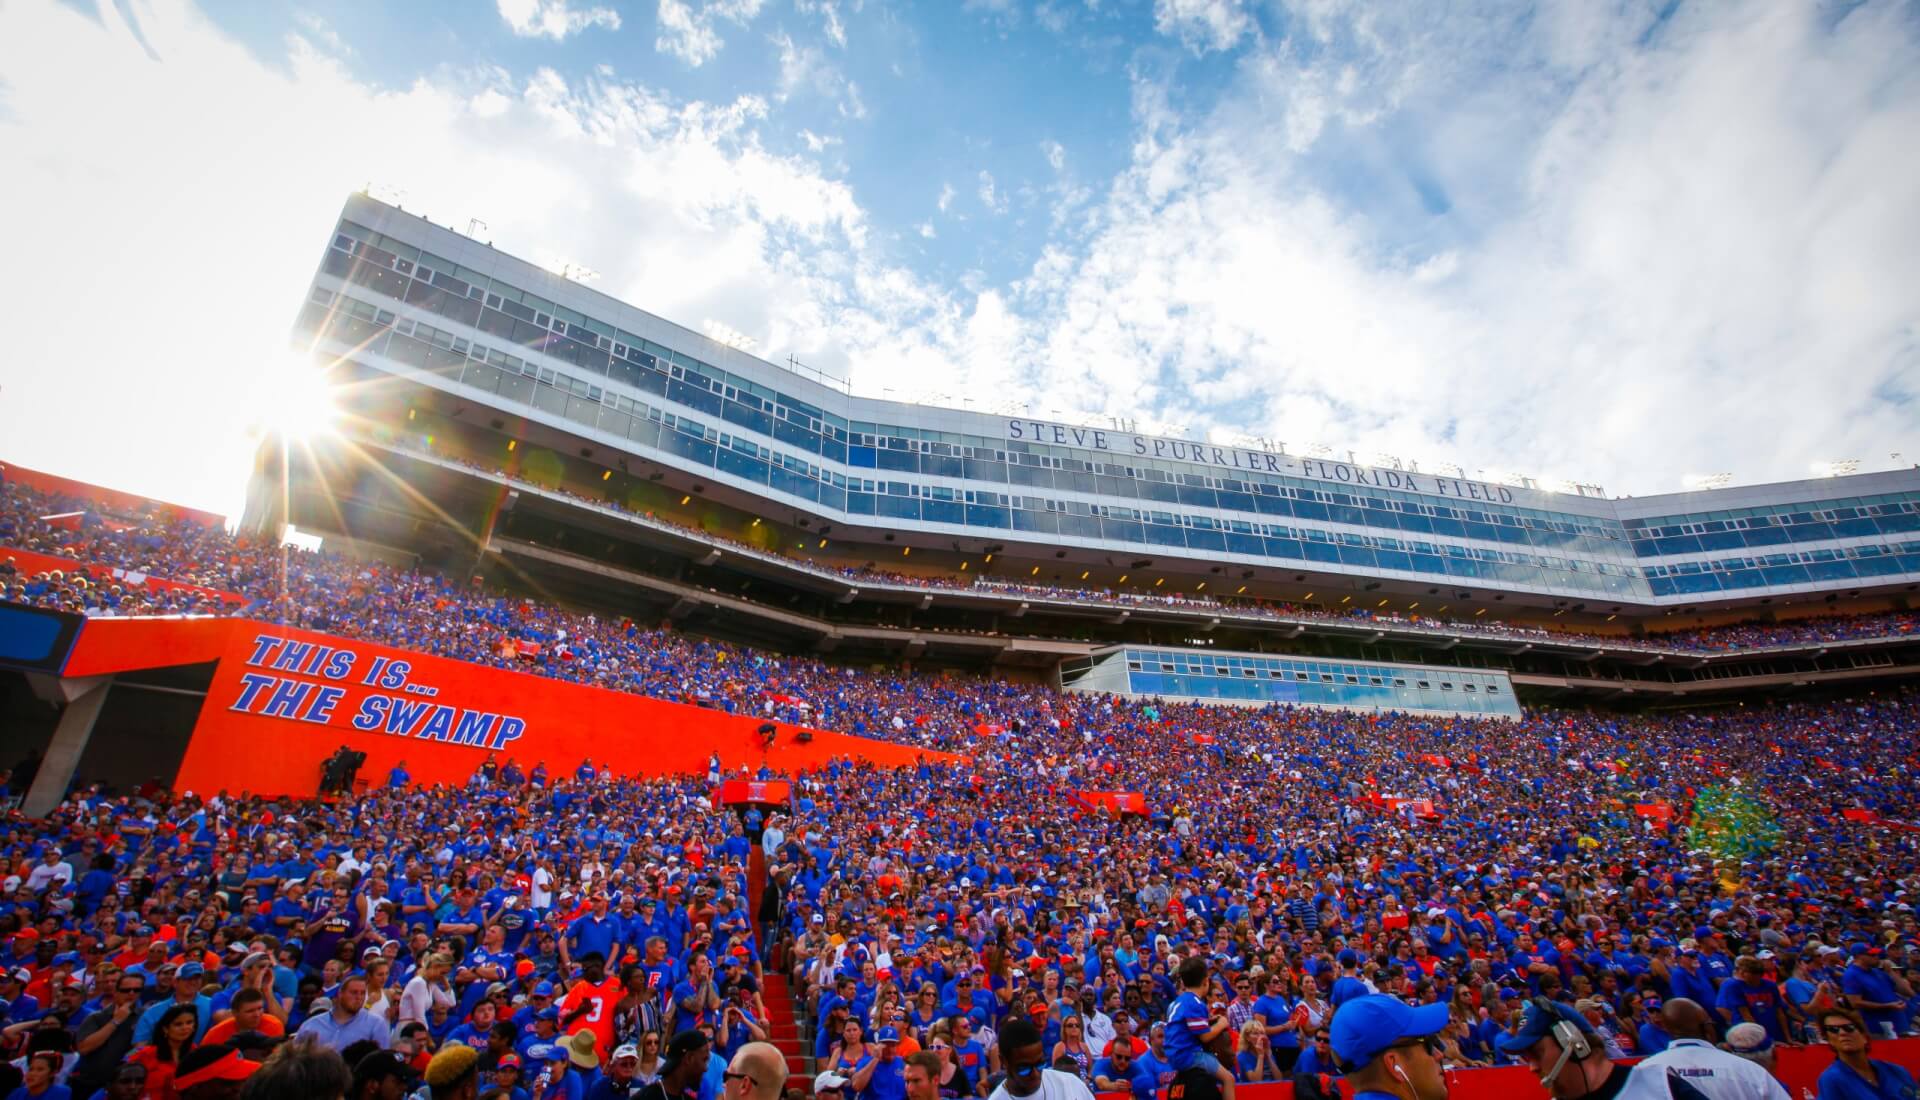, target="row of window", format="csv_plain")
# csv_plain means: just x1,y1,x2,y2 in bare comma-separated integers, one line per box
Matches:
313,231,1920,597
310,293,1920,600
